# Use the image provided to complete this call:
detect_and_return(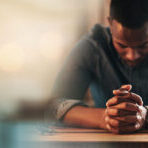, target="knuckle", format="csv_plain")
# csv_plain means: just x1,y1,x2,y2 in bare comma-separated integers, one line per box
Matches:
137,95,143,103
105,116,109,123
107,108,115,116
114,120,120,127
114,96,118,103
115,109,120,115
110,119,115,126
126,92,131,98
108,98,112,102
134,122,140,130
135,104,140,111
112,96,118,104
122,102,128,108
106,108,110,115
135,94,142,99
132,93,143,105
112,109,118,116
136,114,142,122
